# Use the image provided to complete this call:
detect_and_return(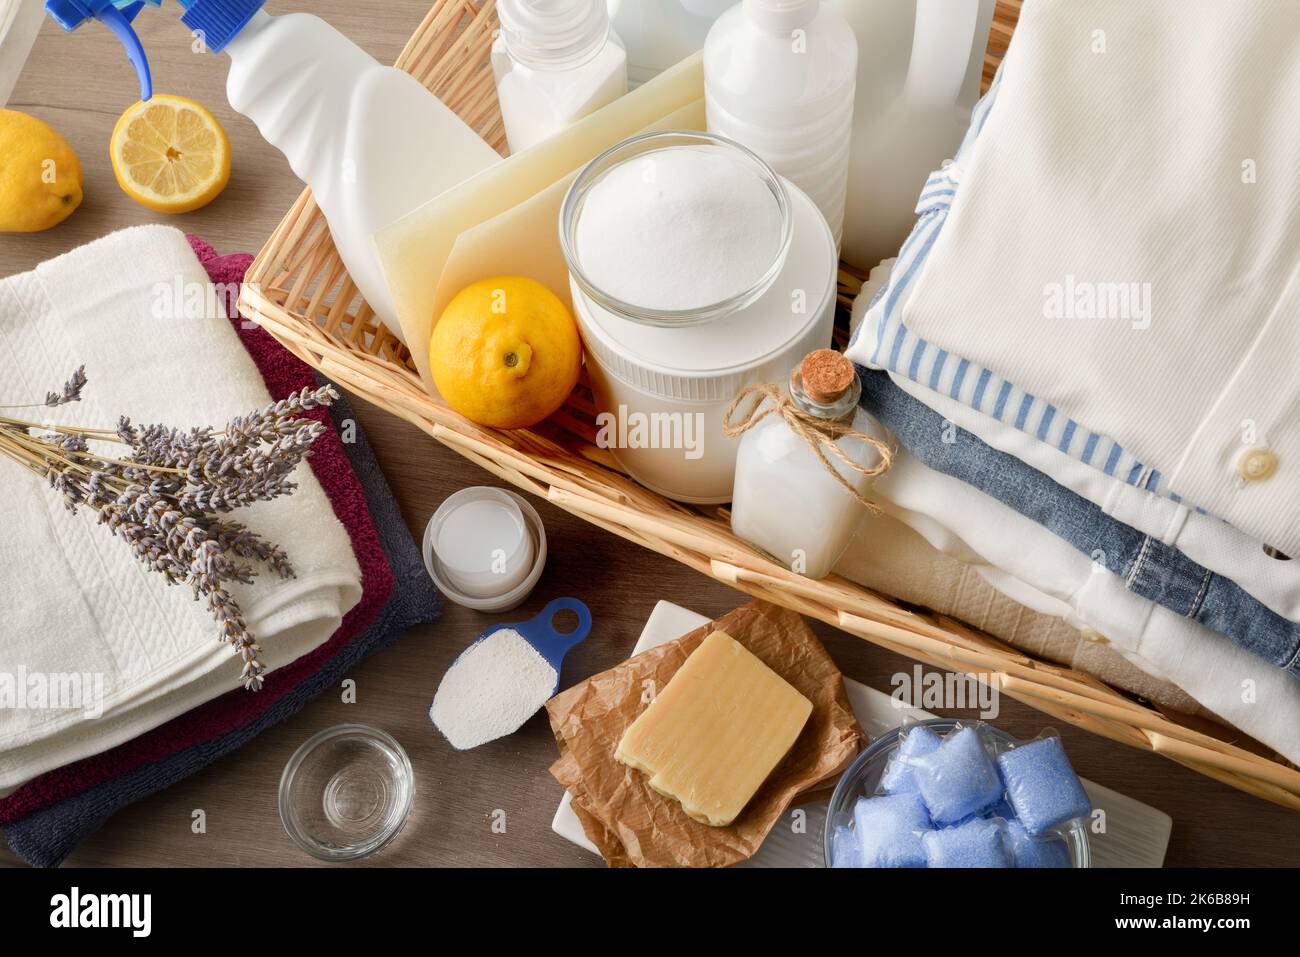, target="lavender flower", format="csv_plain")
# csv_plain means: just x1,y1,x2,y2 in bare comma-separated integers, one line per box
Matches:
2,372,339,691
45,366,87,407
